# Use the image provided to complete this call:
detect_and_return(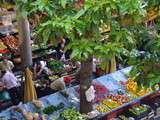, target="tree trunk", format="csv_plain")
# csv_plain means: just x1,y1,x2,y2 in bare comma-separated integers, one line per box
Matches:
17,15,32,69
80,57,93,113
